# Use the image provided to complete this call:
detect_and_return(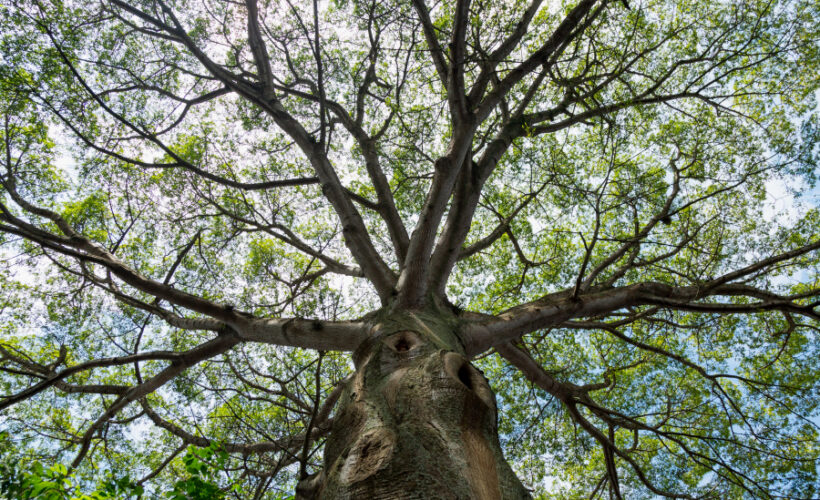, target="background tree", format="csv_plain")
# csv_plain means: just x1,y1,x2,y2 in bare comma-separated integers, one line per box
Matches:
1,0,818,497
